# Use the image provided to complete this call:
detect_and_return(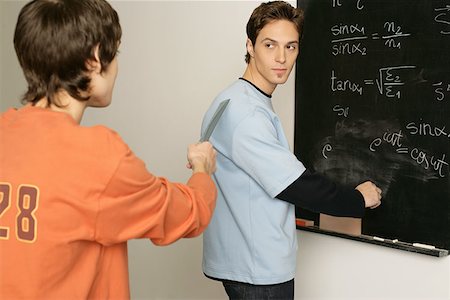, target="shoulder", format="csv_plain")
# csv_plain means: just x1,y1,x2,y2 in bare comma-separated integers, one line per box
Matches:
216,80,262,104
71,127,138,196
216,81,271,120
75,124,131,159
65,125,139,181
